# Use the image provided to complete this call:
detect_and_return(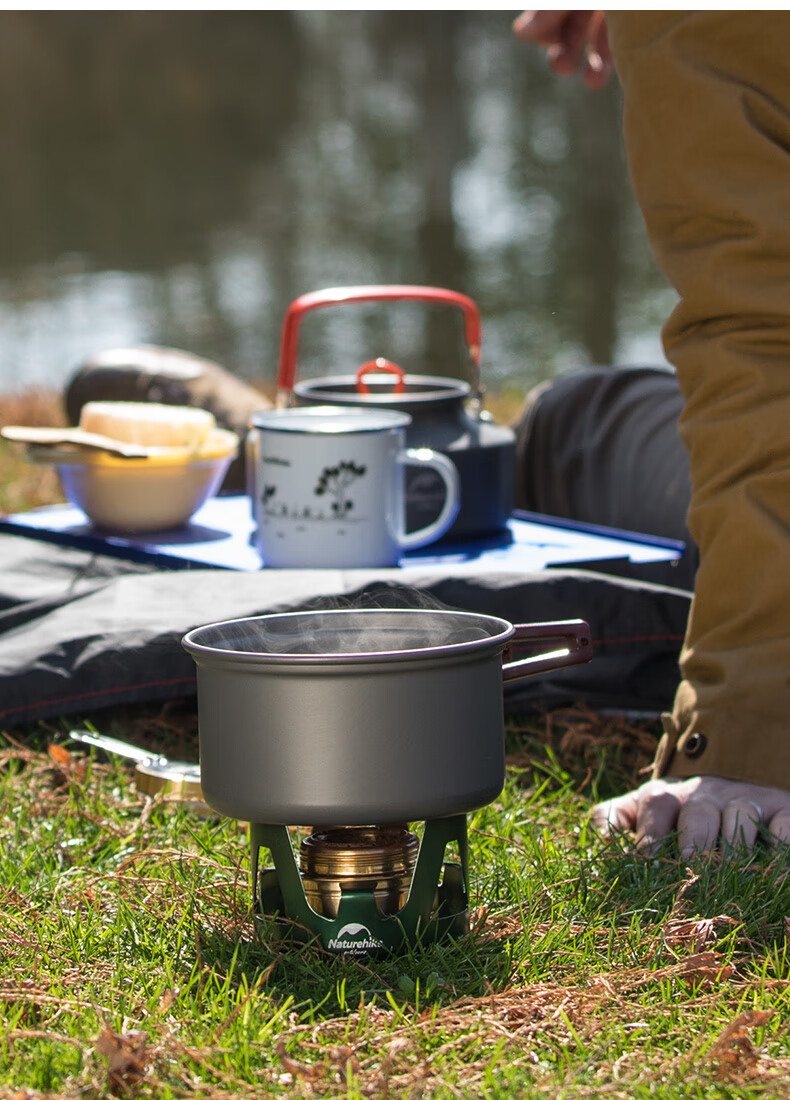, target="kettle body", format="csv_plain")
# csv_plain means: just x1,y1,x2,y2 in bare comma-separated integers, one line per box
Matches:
292,372,514,538
277,285,515,540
